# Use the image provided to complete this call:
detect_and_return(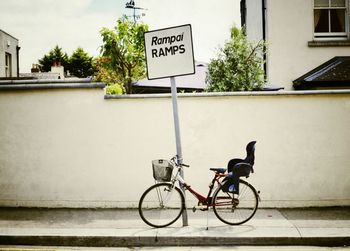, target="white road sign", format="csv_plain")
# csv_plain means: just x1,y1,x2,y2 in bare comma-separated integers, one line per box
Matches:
144,24,195,80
